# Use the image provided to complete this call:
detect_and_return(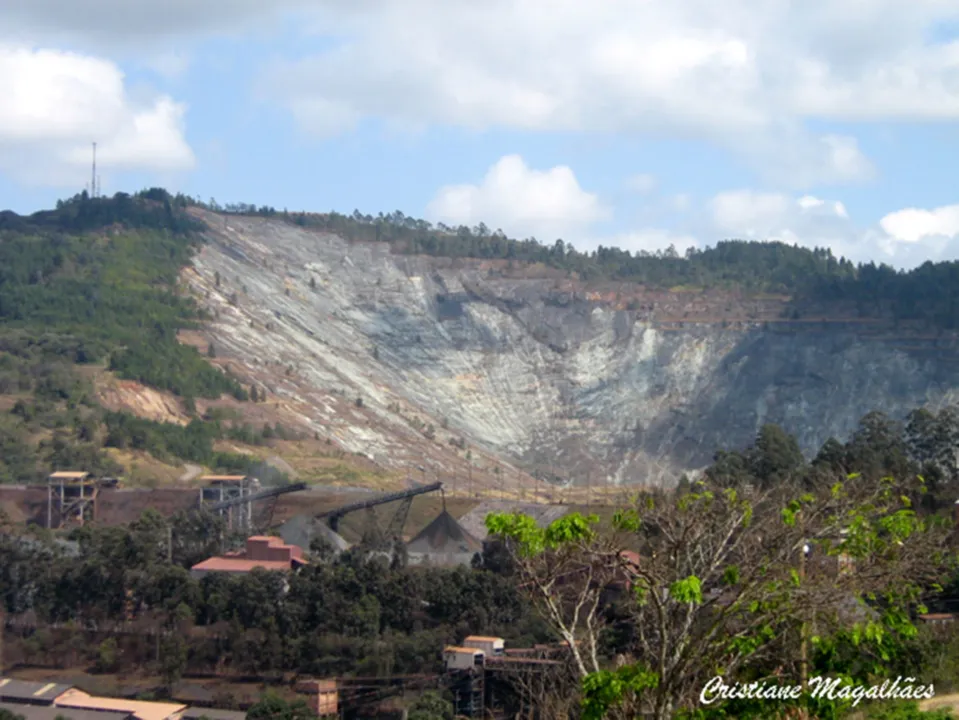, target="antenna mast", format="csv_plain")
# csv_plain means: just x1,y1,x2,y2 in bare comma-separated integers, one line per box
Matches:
91,142,97,198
